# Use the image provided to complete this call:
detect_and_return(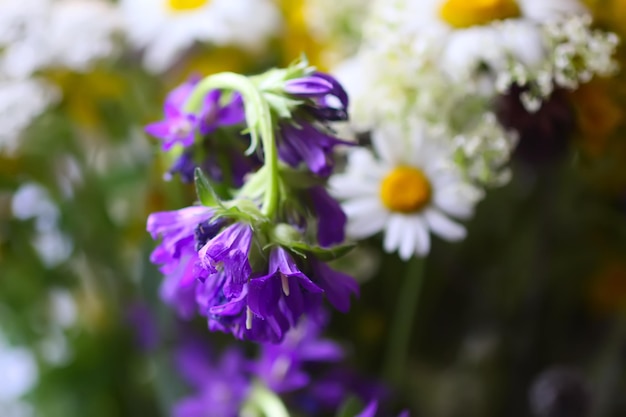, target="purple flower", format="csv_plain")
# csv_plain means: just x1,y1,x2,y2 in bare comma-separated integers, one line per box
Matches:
285,72,350,122
147,206,224,318
309,258,359,313
277,71,353,177
308,186,347,247
202,247,323,343
165,151,197,183
145,78,201,151
145,78,245,152
284,75,335,97
252,316,343,393
208,284,291,344
307,368,389,413
197,90,245,135
278,120,352,177
198,222,253,298
248,247,323,324
356,402,410,417
159,252,200,318
125,303,159,351
204,247,358,343
166,142,258,187
174,337,249,417
147,206,214,272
